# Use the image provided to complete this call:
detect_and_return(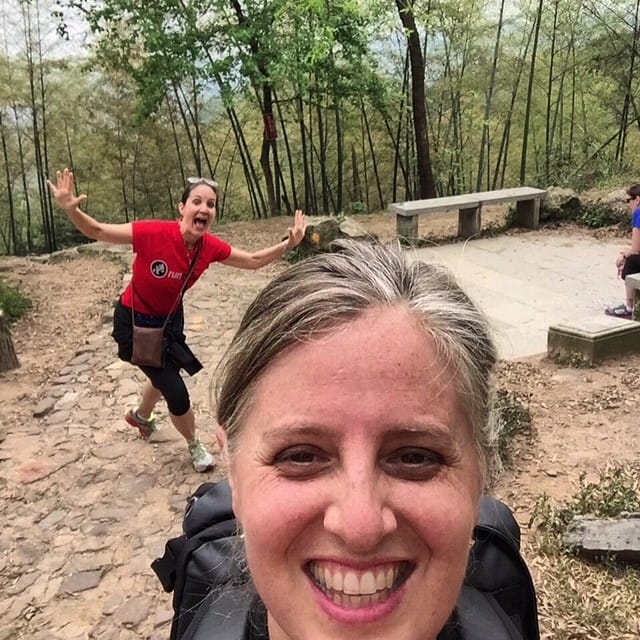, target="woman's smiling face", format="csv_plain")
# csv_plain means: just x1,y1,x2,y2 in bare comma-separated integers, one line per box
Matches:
225,306,483,640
